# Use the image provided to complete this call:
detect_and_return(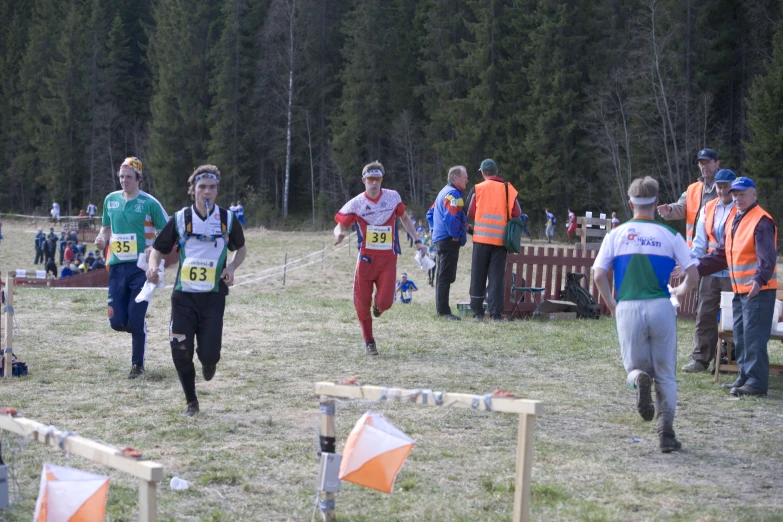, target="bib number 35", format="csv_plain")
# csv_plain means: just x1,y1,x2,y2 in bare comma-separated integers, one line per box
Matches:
109,233,137,261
